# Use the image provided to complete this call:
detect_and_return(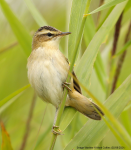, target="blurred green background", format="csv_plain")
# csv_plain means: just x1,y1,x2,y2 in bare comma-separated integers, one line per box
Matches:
0,0,131,150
